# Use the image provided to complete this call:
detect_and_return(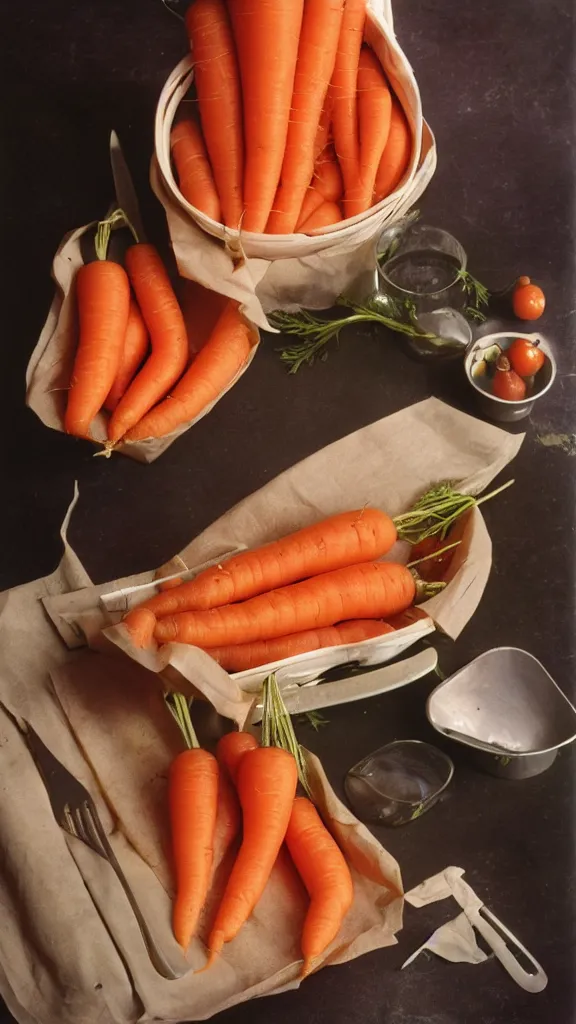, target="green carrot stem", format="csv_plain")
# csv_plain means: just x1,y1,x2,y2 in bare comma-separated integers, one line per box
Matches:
164,692,200,750
394,479,514,544
261,674,310,795
407,540,462,569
